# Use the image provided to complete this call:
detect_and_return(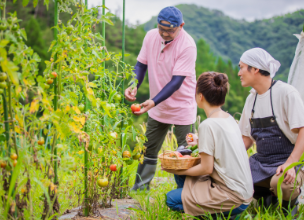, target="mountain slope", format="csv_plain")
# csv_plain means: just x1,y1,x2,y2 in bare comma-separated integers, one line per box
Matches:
144,4,304,80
